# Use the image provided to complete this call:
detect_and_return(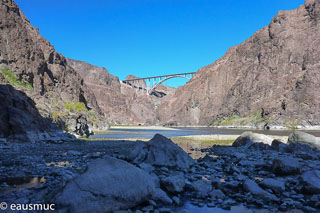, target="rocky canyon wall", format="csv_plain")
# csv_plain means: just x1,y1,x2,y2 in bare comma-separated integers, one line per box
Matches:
0,0,107,136
157,0,320,128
